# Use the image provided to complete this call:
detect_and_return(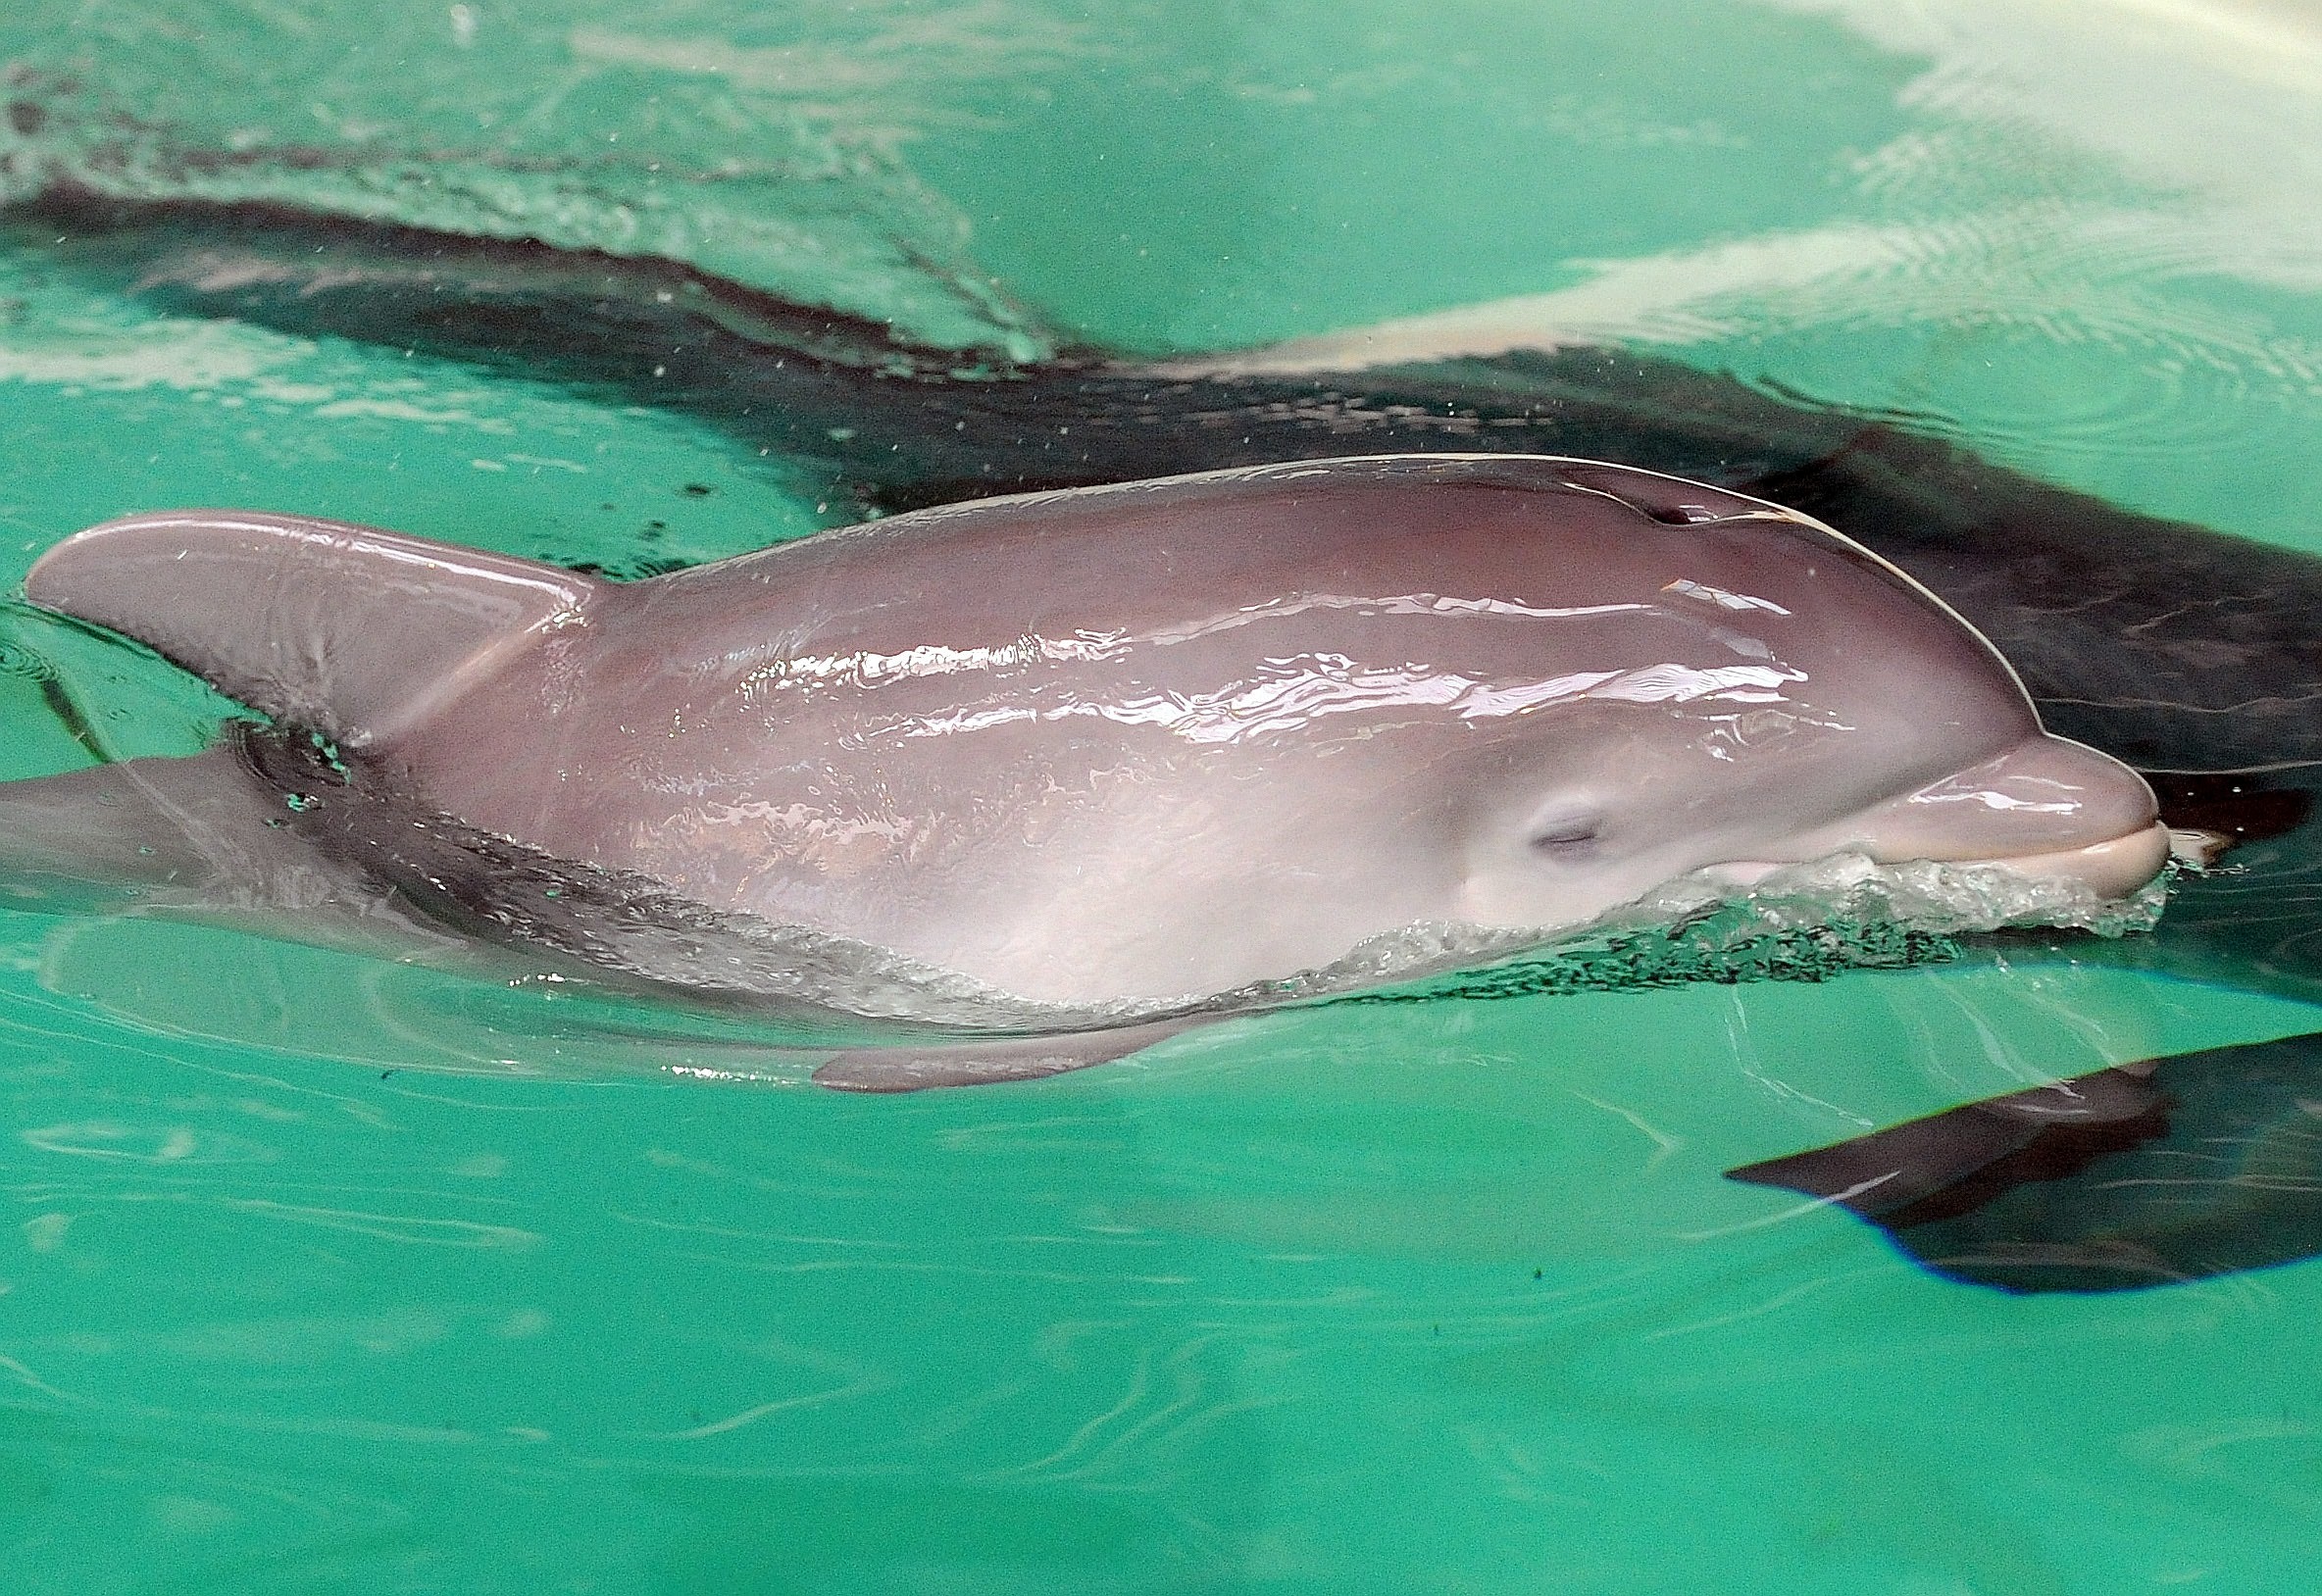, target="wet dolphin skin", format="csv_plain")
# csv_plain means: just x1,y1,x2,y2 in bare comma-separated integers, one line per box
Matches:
18,454,2166,1013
